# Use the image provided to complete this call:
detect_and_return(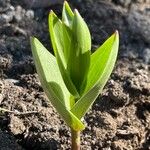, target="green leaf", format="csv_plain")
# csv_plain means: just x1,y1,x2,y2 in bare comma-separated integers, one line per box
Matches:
62,1,74,27
71,31,119,119
30,37,85,131
67,10,91,94
49,11,79,98
62,23,72,65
